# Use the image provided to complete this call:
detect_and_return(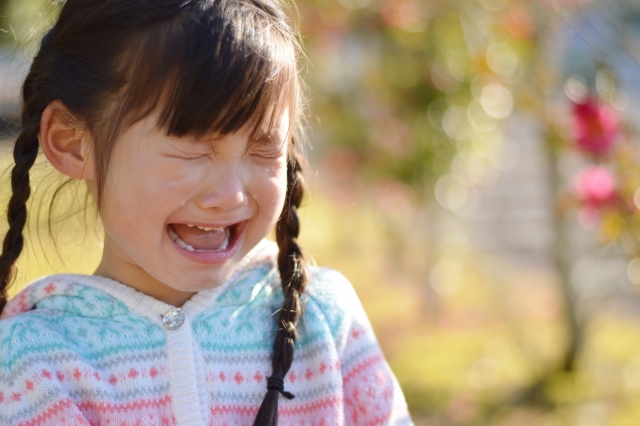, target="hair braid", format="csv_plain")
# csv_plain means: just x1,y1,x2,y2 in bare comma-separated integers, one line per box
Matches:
253,150,307,426
0,31,54,314
0,129,40,313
